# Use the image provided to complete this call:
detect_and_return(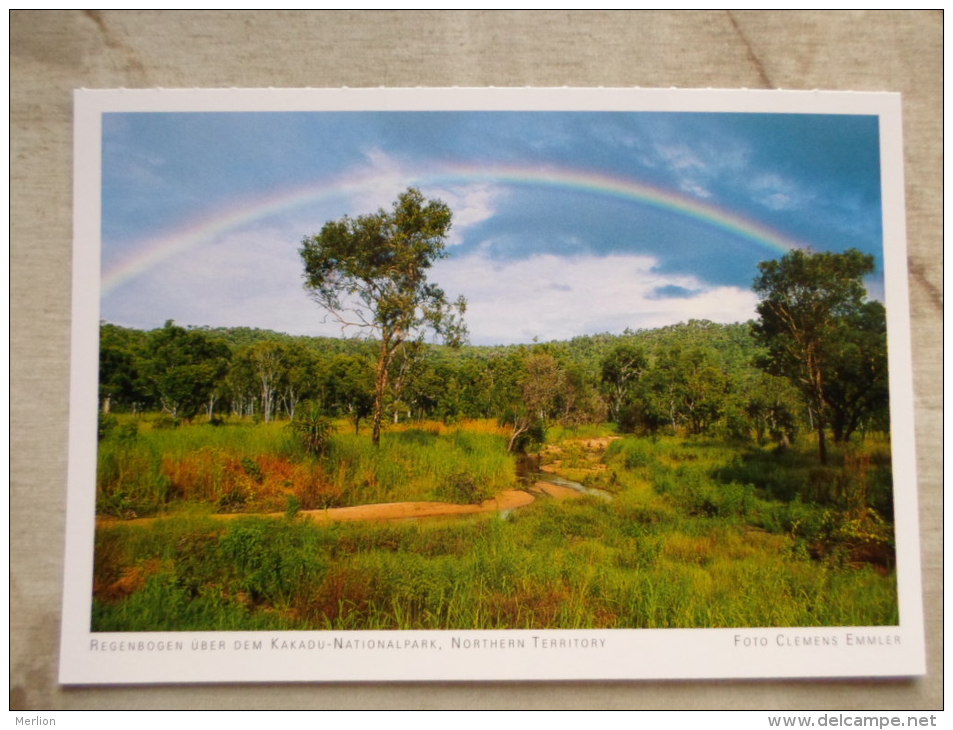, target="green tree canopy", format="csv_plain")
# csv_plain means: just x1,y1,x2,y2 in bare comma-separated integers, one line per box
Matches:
823,300,890,442
600,342,648,423
99,323,148,412
138,321,231,421
752,248,882,463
